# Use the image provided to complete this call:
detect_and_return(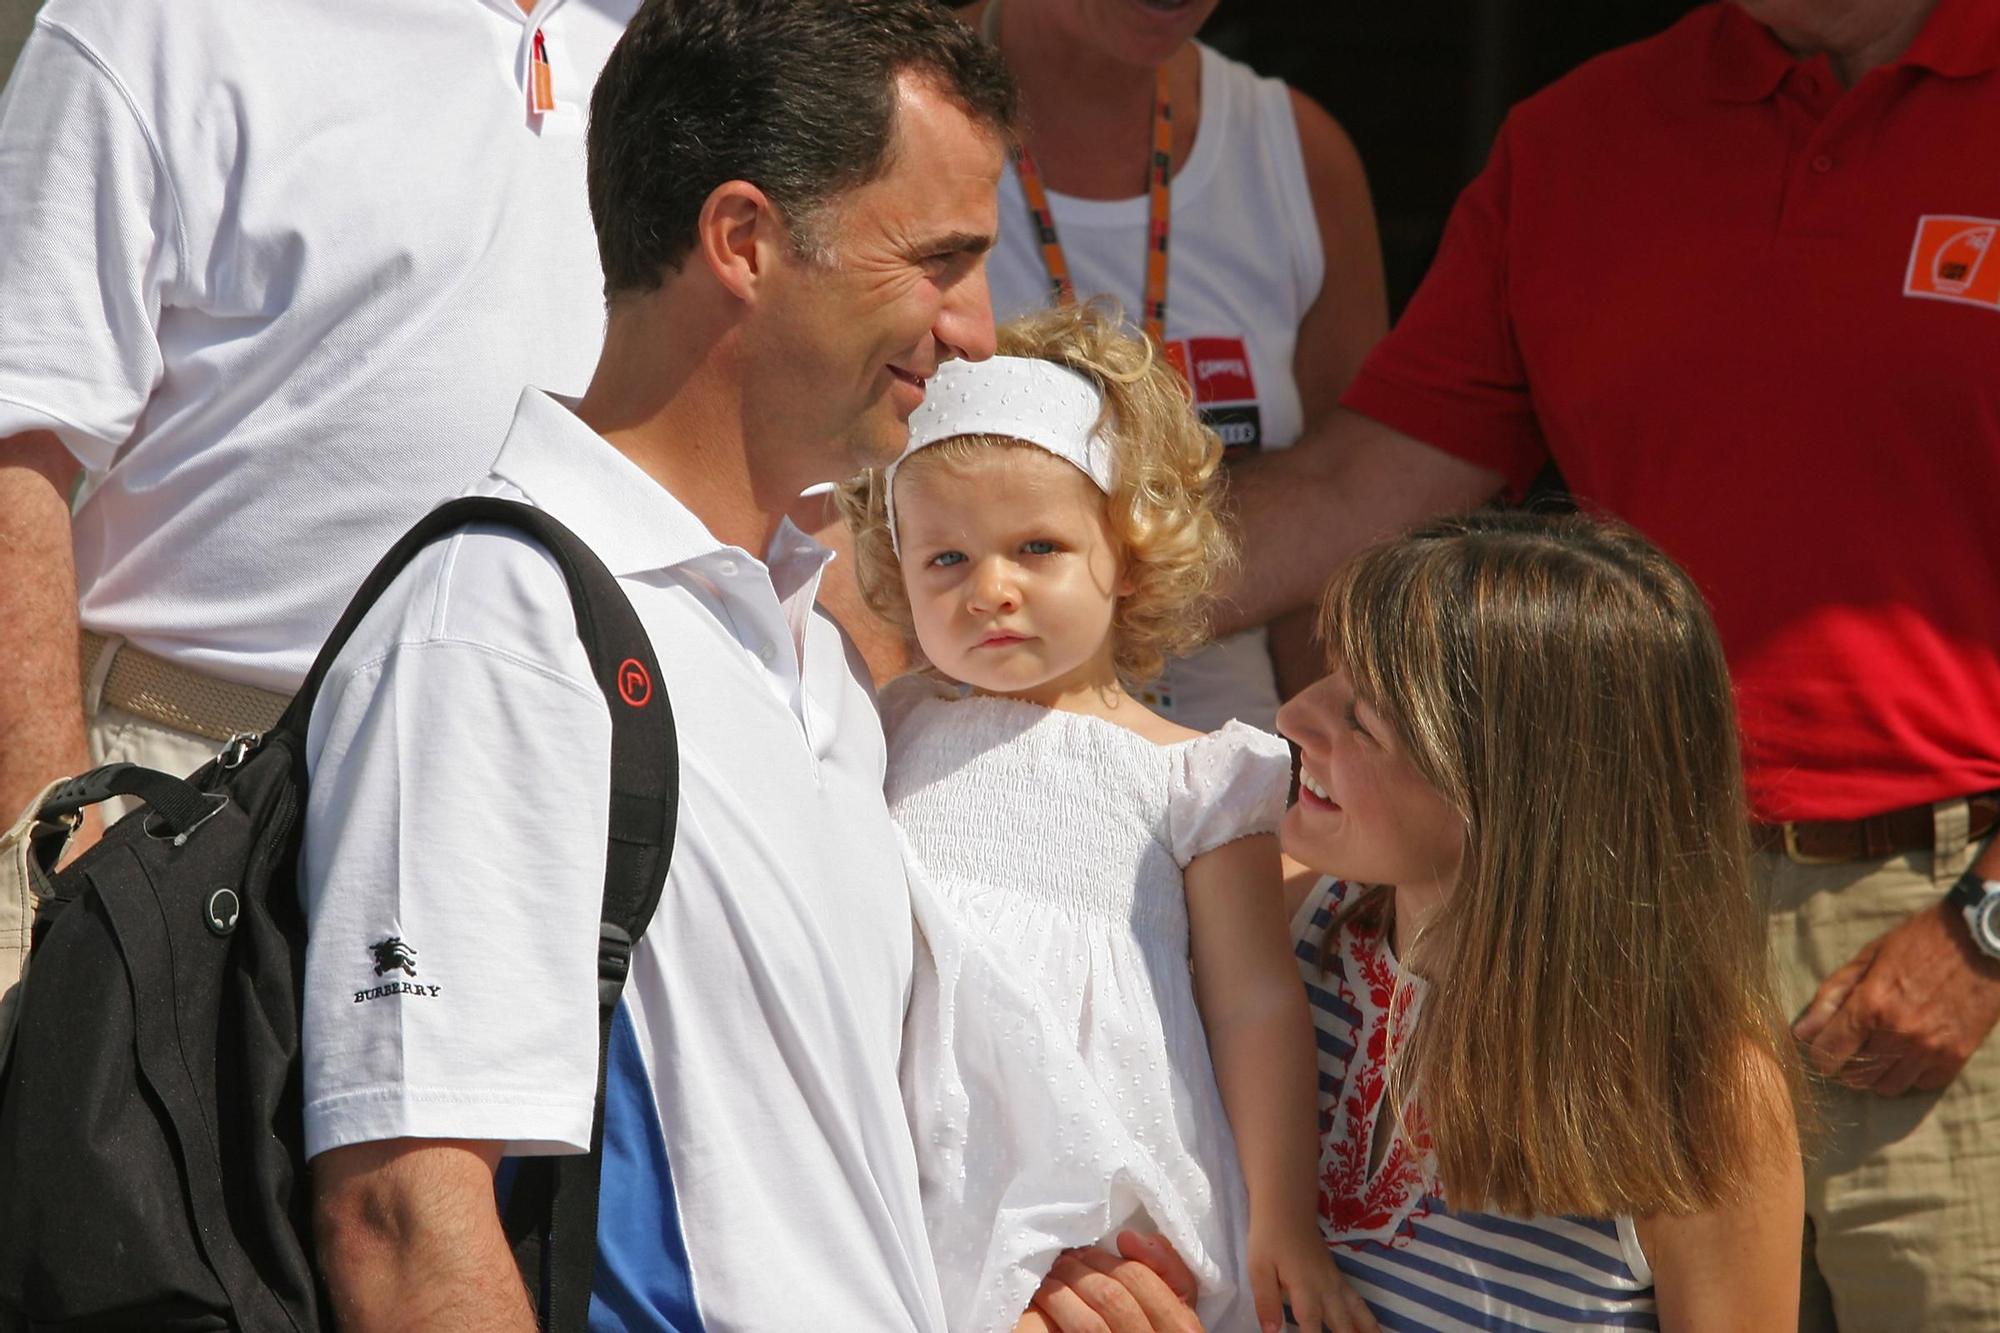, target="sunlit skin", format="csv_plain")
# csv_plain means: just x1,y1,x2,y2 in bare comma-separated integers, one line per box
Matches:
744,73,1005,490
999,0,1221,73
1276,667,1466,958
973,0,1218,206
894,444,1156,721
